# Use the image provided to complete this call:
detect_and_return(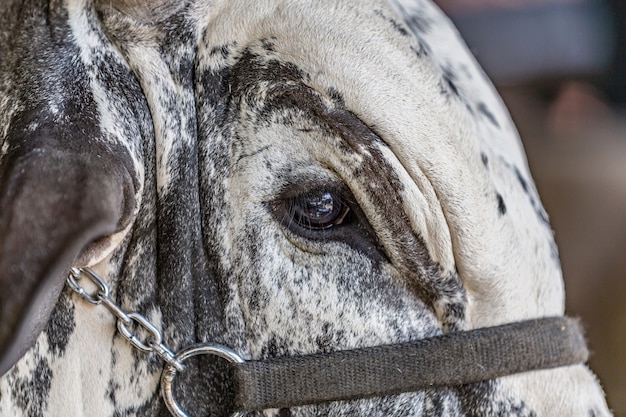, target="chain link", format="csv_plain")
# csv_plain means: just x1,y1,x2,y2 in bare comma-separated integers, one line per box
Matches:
67,267,184,372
